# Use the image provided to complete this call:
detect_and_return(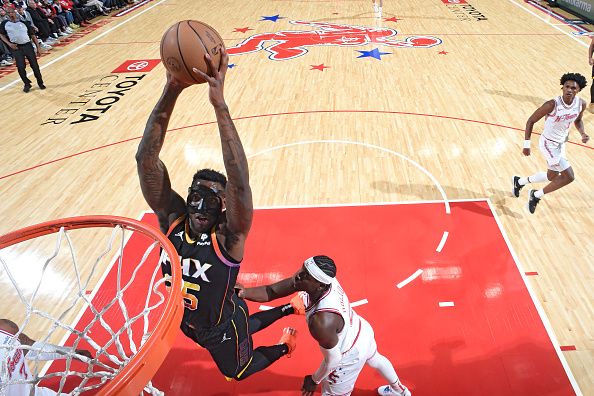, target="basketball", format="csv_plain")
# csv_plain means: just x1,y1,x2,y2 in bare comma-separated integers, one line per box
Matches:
160,20,225,85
